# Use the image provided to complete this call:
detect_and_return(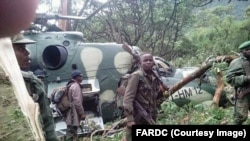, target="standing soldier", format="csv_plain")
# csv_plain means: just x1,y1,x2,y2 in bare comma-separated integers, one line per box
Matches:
64,69,86,141
226,41,250,125
123,52,165,141
11,33,59,141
